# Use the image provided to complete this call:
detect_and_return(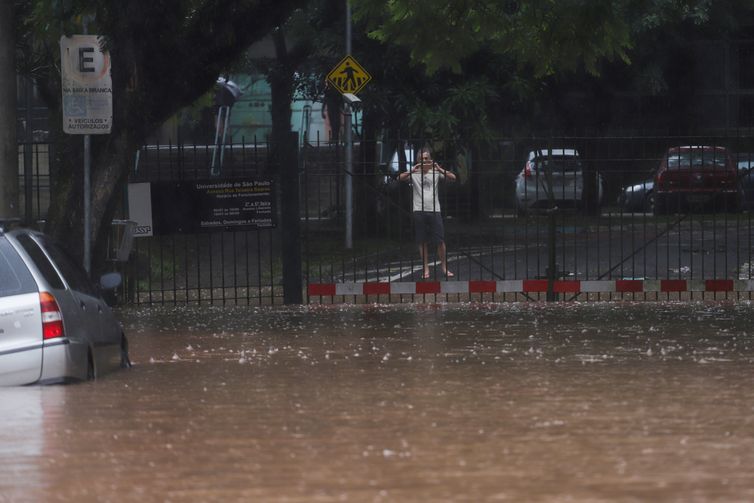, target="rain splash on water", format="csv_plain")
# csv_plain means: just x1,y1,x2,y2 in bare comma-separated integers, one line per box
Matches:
1,301,754,501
